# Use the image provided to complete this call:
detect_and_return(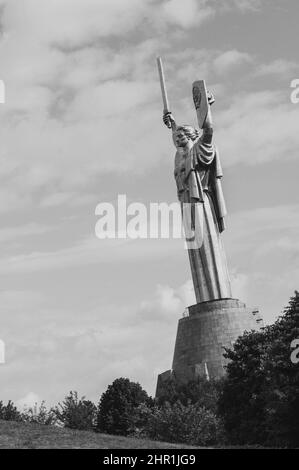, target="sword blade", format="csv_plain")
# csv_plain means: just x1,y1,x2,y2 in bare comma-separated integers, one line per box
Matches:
157,56,170,112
